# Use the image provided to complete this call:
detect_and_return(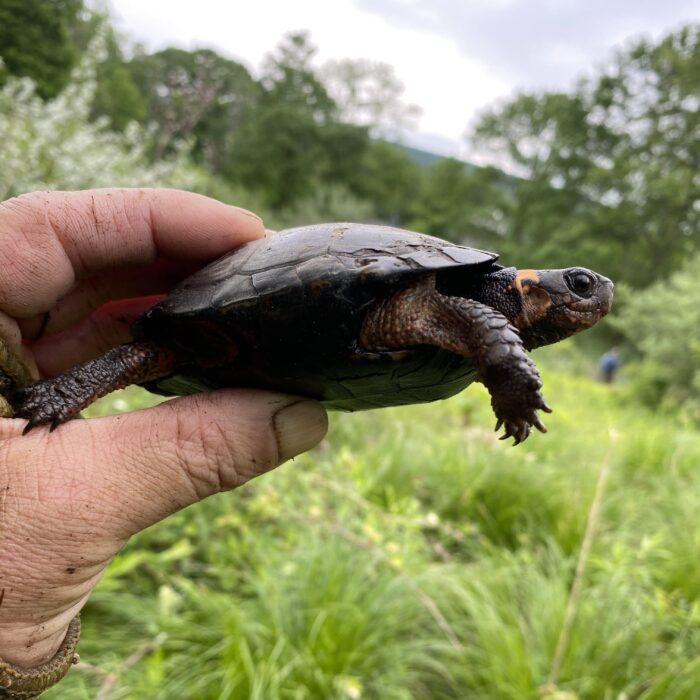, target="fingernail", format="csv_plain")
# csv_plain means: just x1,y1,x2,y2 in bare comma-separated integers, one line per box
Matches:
227,204,263,223
273,400,328,461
